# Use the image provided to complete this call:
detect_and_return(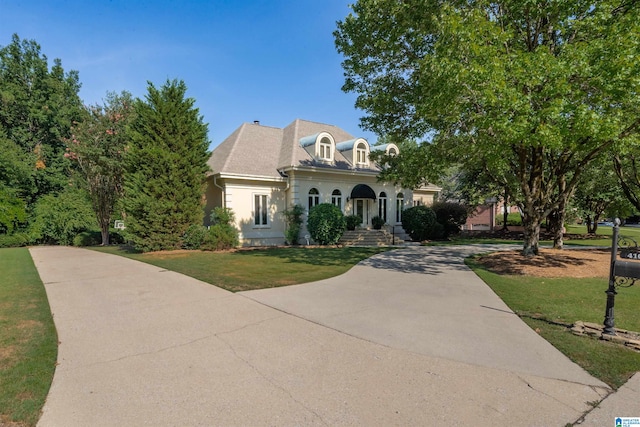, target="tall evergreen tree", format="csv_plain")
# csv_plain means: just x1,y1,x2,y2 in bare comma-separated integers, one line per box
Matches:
123,79,210,252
